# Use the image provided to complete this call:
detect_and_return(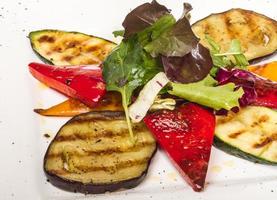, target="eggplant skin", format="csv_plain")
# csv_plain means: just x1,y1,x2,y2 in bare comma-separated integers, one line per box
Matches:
43,111,157,194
